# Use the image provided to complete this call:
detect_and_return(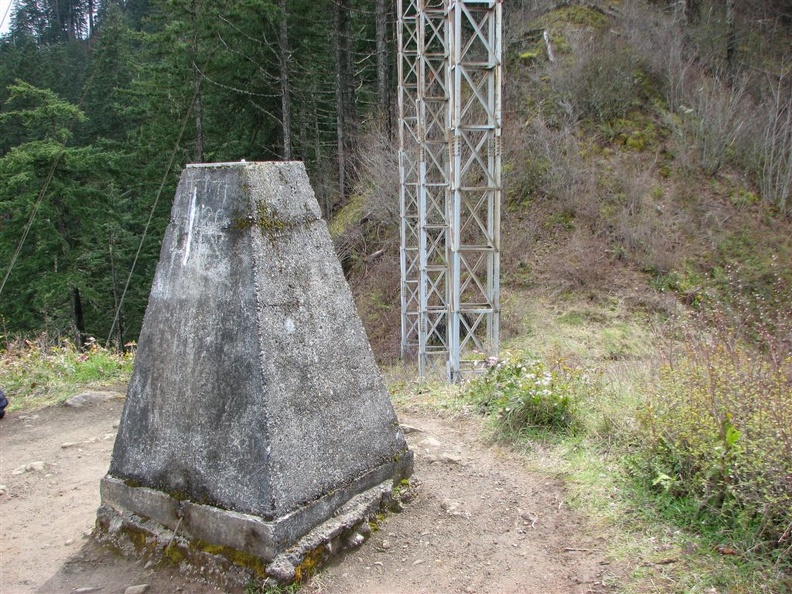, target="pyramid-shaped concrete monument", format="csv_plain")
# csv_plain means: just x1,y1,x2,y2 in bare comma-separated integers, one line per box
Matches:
98,162,412,584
